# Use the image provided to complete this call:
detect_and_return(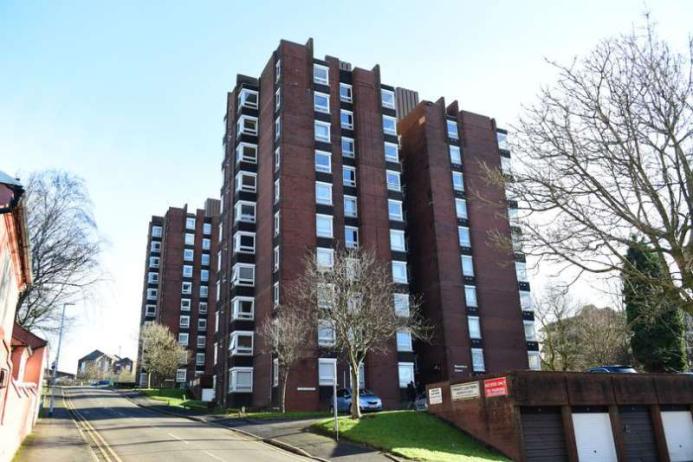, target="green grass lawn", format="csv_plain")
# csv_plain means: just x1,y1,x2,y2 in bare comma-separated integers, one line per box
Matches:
312,411,507,462
136,388,208,411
